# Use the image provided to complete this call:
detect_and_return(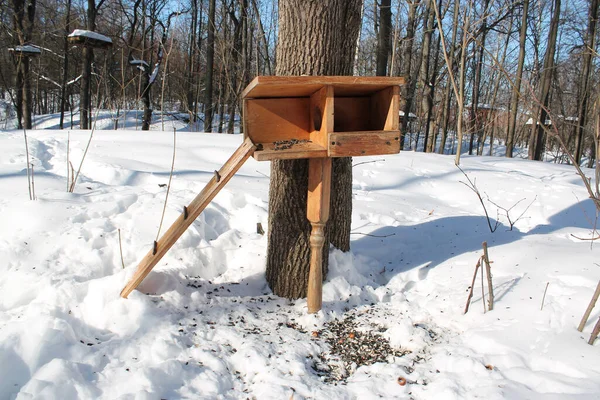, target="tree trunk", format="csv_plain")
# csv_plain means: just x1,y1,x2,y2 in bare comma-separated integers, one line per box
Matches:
425,30,441,153
59,0,72,130
186,0,198,117
529,0,561,161
417,0,434,152
439,0,460,155
574,0,599,164
506,0,529,158
204,0,216,132
469,0,490,156
11,0,36,129
266,0,362,299
376,0,392,76
399,0,419,148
